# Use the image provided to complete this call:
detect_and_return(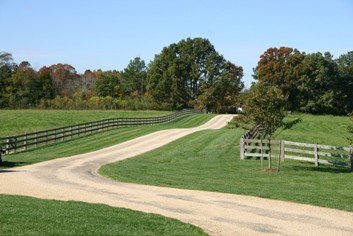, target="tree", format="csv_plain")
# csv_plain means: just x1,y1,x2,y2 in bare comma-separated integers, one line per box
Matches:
121,57,147,96
244,85,288,169
254,47,348,115
336,51,353,113
0,52,16,107
7,61,40,107
244,85,287,138
147,37,244,110
80,69,97,98
298,52,343,114
197,61,244,113
93,70,121,97
0,52,13,67
253,47,305,111
47,63,80,97
38,67,55,100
